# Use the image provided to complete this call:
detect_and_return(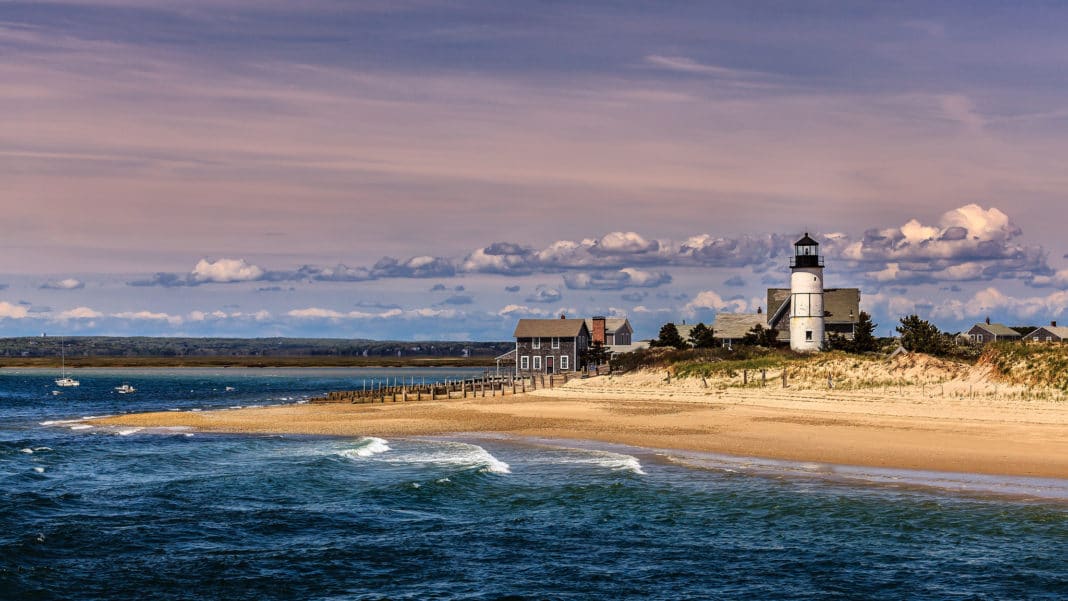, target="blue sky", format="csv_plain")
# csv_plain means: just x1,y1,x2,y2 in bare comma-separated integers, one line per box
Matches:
3,1,1068,339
